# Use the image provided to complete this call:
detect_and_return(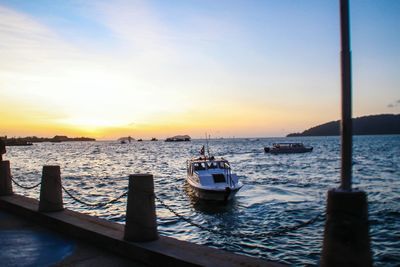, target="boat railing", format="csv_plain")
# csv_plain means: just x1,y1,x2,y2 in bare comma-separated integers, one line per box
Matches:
223,162,234,188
